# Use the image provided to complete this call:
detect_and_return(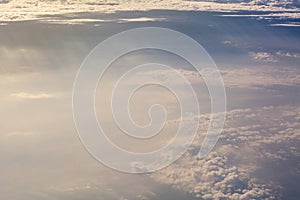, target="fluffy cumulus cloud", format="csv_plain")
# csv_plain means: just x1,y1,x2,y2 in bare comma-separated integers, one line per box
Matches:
0,0,299,23
153,153,276,199
152,105,300,199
